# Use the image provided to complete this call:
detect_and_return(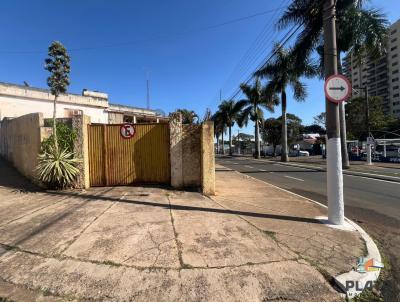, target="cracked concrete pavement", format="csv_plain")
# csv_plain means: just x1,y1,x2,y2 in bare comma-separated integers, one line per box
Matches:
0,162,365,301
